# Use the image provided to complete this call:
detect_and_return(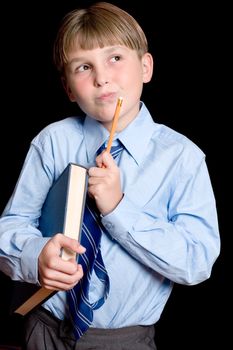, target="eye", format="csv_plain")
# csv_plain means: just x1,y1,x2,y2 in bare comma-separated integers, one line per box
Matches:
77,64,90,72
110,55,121,63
